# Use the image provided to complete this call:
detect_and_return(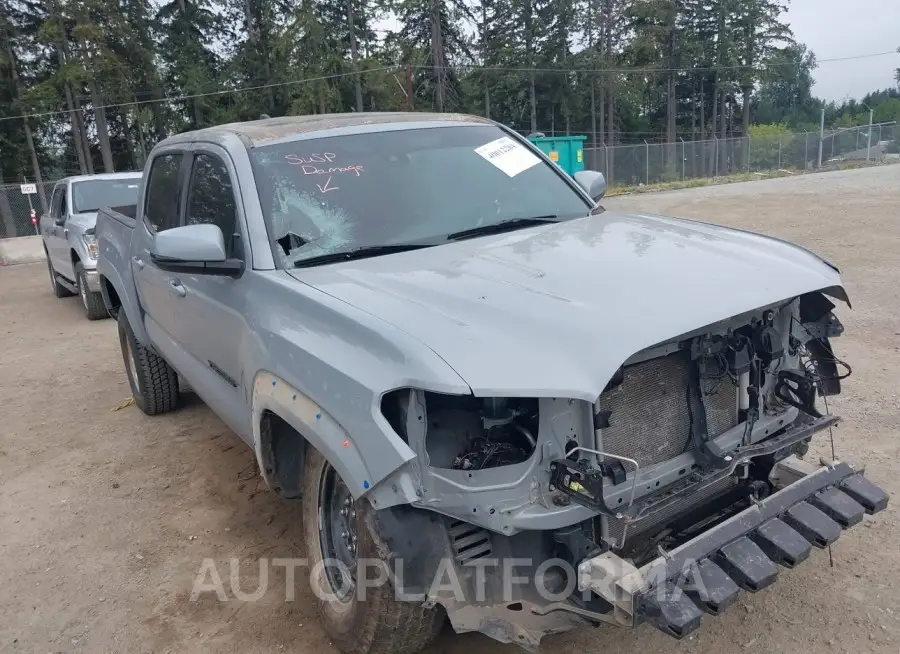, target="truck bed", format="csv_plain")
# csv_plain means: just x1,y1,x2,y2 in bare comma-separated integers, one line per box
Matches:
95,206,138,325
108,204,138,221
